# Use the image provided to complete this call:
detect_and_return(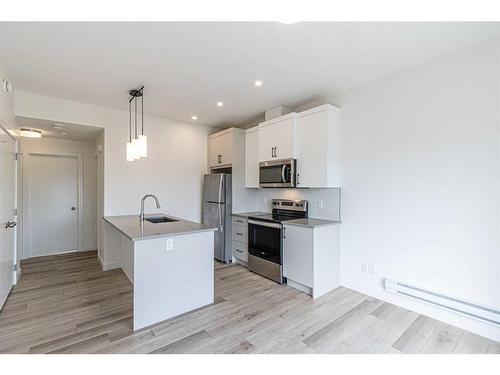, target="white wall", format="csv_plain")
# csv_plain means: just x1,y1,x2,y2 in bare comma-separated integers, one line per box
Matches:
95,131,105,260
338,39,500,341
20,137,98,256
